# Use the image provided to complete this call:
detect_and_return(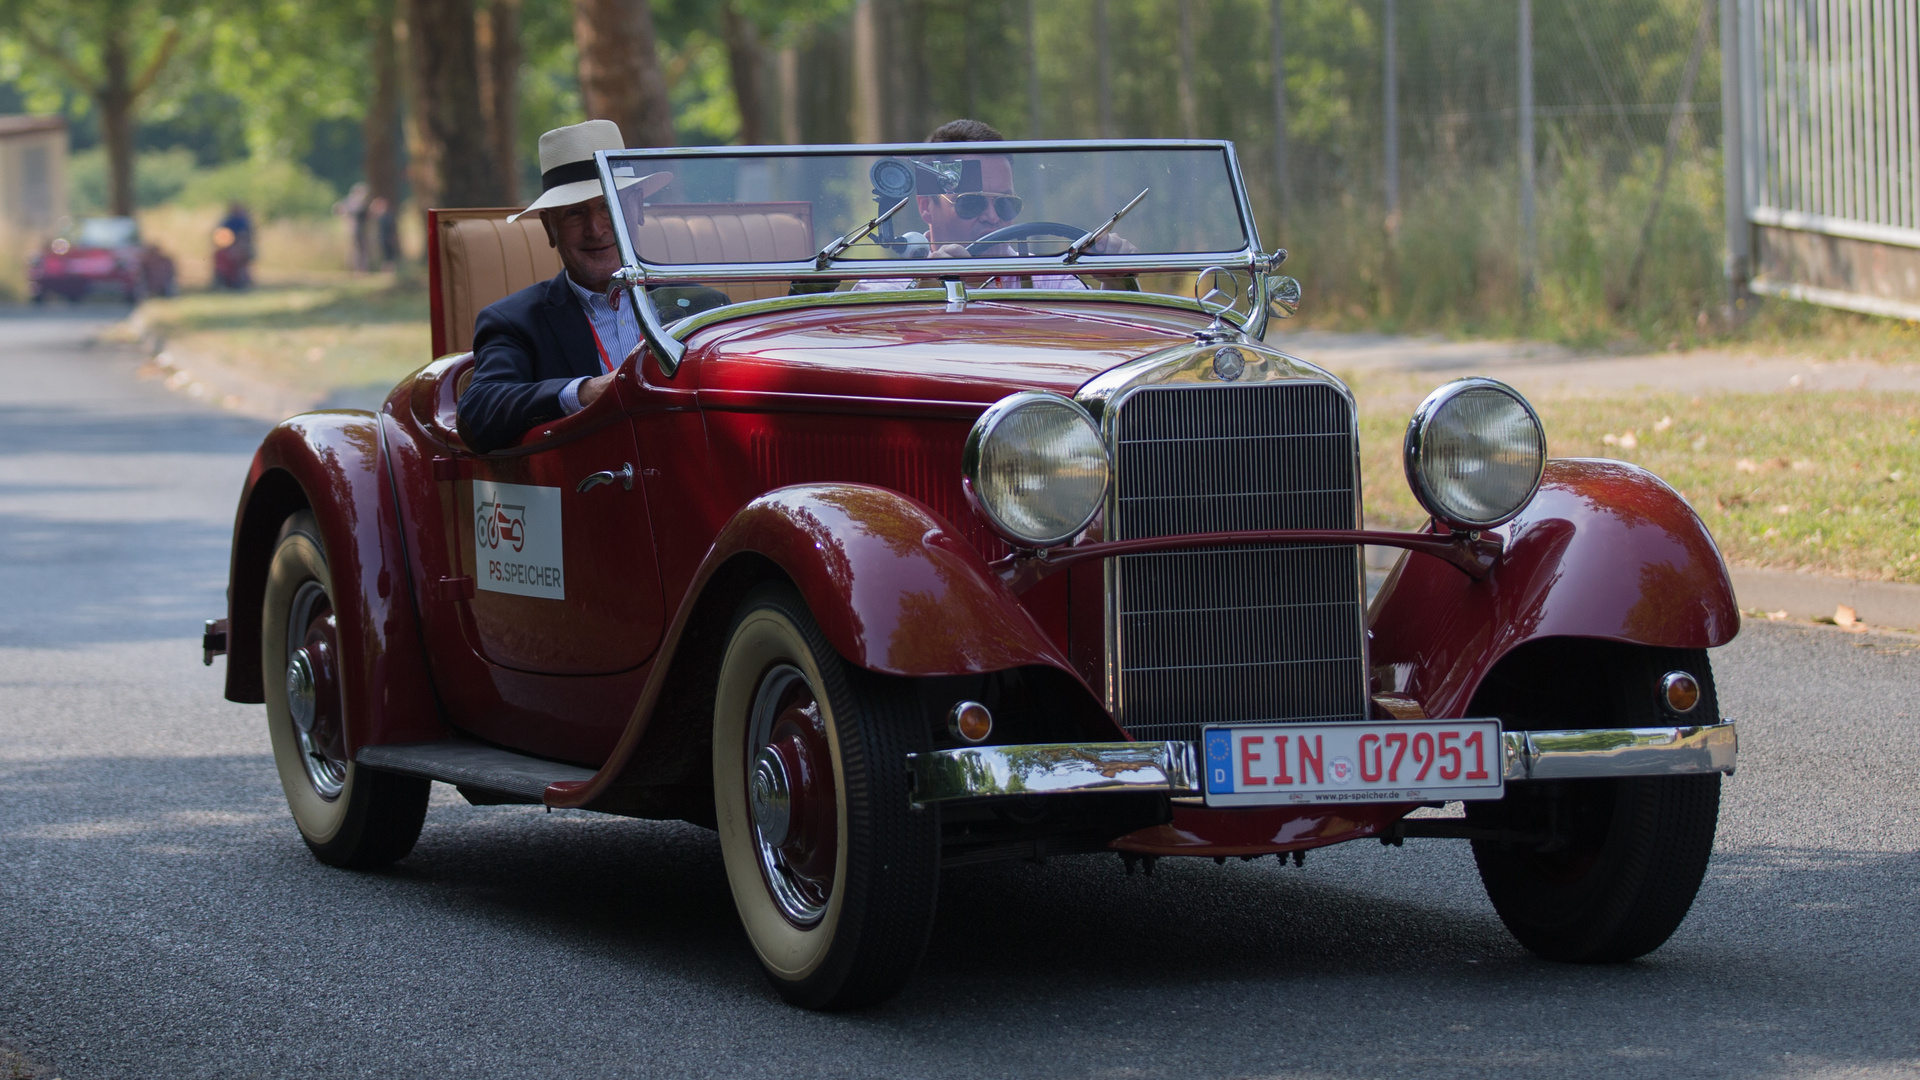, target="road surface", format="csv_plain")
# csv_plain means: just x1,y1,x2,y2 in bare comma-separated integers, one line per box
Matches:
1,311,1915,1079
